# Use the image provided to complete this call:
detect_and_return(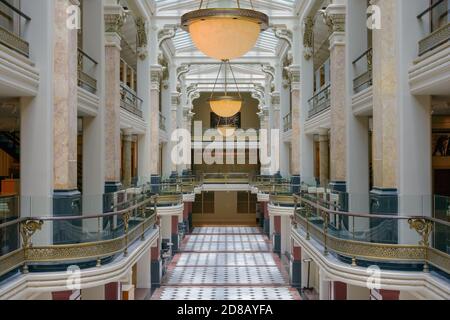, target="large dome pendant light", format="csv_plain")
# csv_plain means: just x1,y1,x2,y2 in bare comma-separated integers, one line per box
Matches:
181,0,269,60
209,60,242,118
